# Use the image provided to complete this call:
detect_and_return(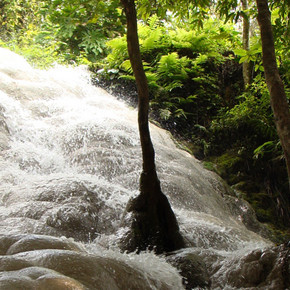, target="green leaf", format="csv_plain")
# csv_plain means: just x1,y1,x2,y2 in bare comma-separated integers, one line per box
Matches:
121,59,133,73
239,56,248,63
233,48,247,57
159,108,172,120
253,141,276,159
174,108,187,119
